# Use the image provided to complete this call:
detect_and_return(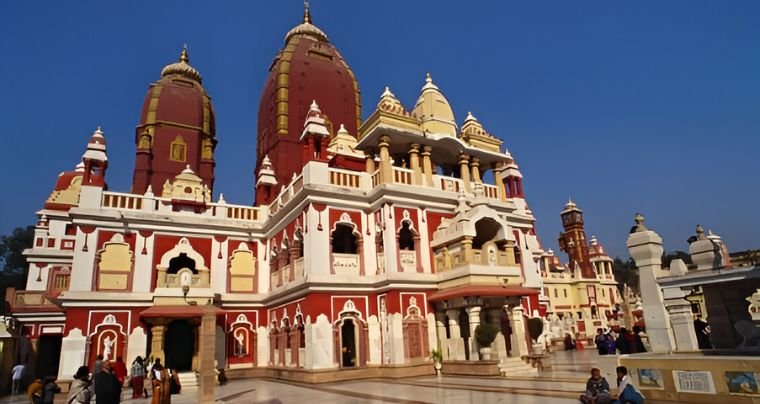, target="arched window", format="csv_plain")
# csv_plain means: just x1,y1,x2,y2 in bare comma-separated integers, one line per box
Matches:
332,224,357,254
168,253,196,275
398,221,415,251
473,218,500,249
